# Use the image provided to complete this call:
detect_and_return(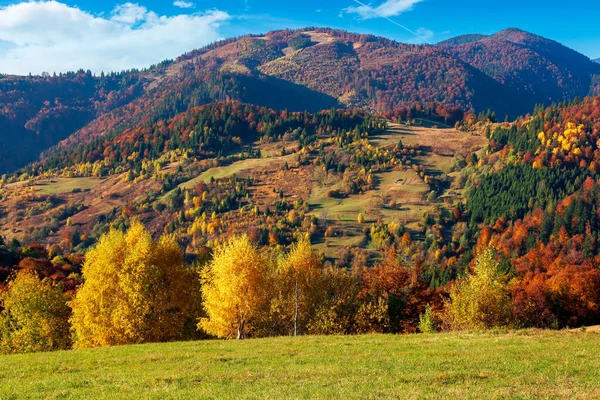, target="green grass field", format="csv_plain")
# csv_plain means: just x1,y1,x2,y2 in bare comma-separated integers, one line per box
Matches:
33,177,104,195
5,177,103,195
175,154,295,192
1,331,599,399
